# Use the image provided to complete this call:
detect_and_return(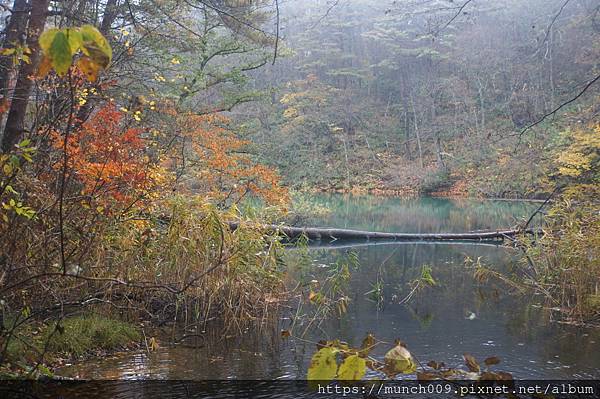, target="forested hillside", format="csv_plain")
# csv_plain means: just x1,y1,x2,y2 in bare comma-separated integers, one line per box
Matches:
238,0,600,198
